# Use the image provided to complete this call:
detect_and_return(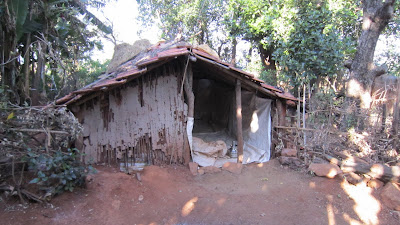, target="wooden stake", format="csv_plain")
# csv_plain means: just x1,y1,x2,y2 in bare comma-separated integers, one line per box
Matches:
236,79,244,163
303,84,306,146
296,87,301,151
297,88,301,129
392,79,400,134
